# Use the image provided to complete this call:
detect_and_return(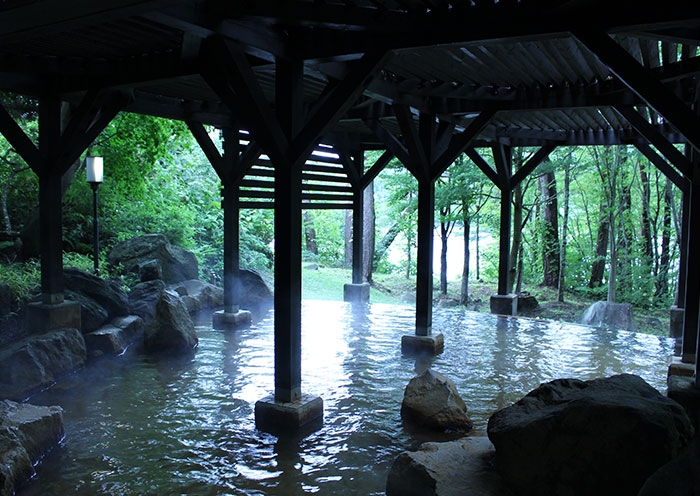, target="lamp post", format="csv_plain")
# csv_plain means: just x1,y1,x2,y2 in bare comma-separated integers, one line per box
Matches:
86,156,103,274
